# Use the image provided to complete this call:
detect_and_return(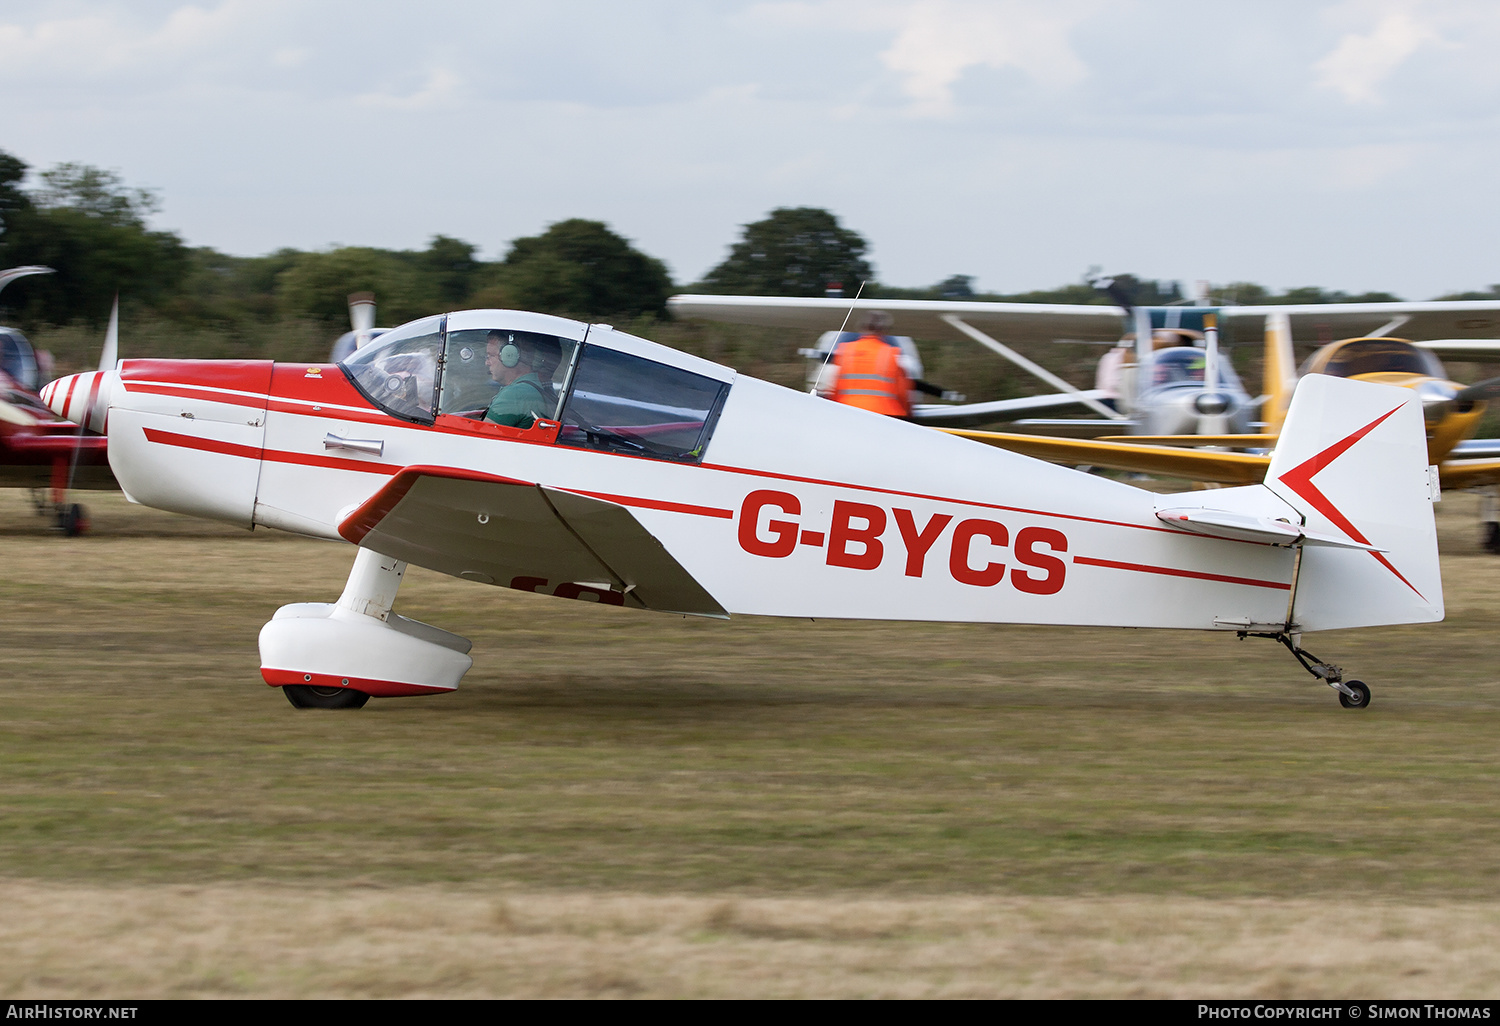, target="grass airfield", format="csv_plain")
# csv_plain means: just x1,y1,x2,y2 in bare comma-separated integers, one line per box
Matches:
1,487,1498,998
